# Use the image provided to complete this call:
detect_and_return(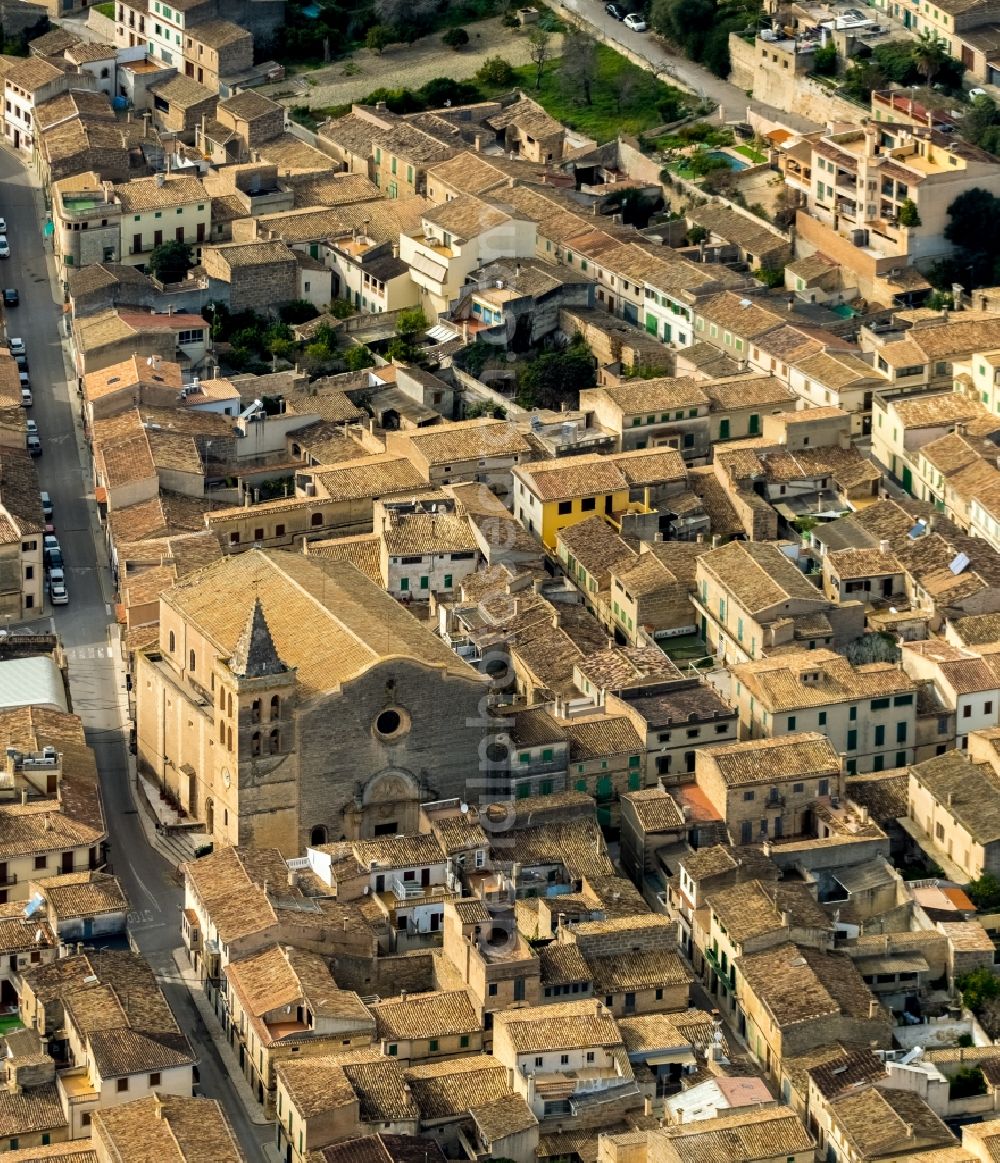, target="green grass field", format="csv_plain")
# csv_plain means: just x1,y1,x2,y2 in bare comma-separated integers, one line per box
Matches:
734,143,767,163
486,44,685,141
